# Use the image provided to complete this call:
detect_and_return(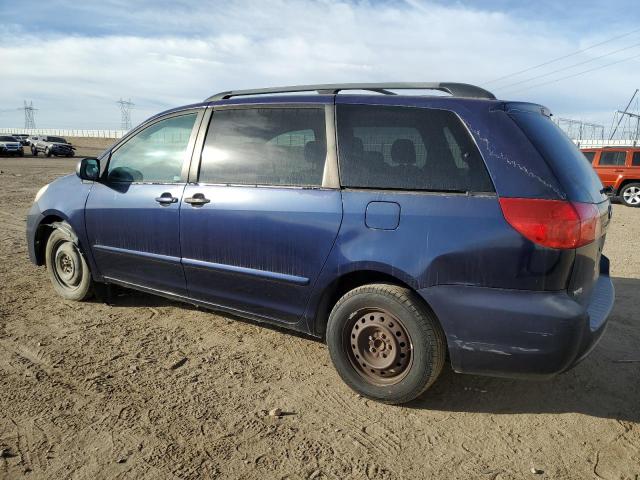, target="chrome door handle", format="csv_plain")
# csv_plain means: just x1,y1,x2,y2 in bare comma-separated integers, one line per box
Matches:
155,192,178,205
184,193,210,206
